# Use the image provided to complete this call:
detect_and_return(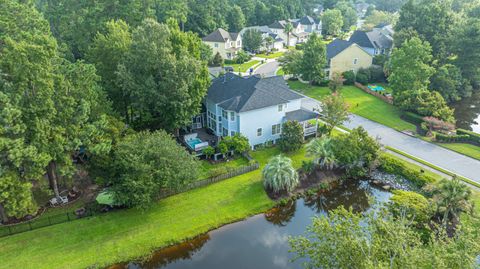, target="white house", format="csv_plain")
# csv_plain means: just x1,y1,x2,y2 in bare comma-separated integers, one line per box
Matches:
204,73,318,148
202,28,242,60
239,26,284,51
268,20,300,47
